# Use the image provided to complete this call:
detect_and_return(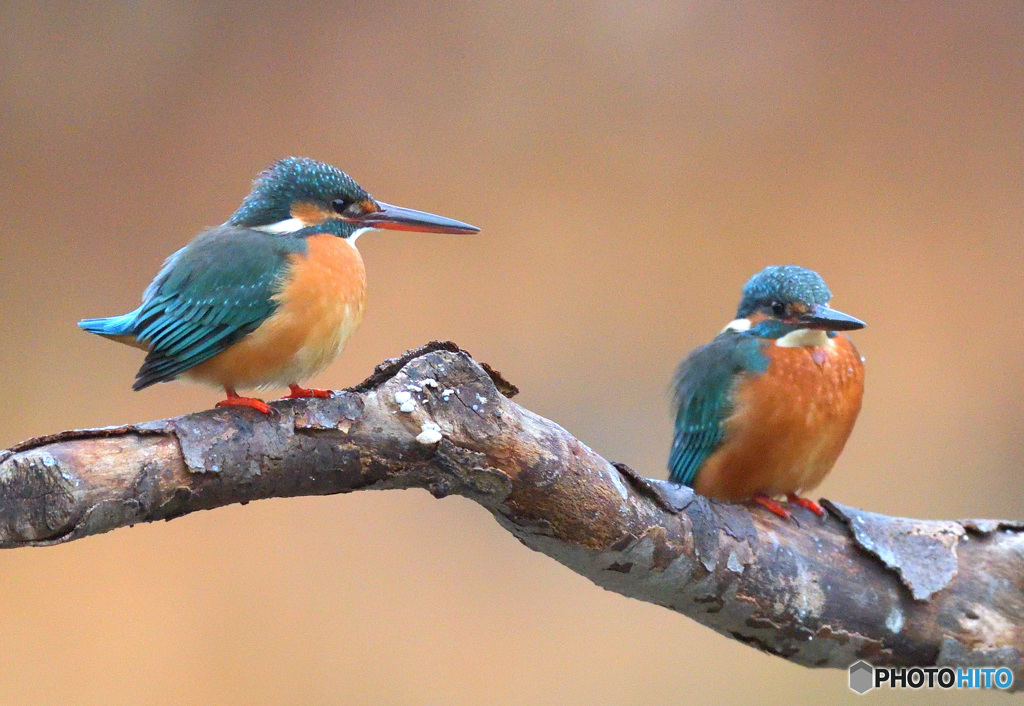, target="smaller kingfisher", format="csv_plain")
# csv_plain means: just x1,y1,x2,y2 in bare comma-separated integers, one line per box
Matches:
669,265,865,519
80,157,478,413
